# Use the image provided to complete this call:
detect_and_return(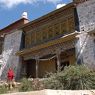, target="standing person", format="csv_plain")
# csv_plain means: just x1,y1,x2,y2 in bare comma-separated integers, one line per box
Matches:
7,68,14,90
